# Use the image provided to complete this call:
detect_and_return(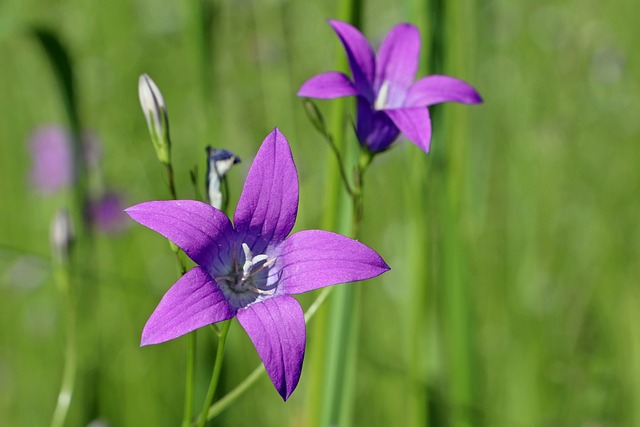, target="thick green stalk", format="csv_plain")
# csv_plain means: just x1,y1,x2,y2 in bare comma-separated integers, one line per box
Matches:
439,0,477,425
32,29,88,234
318,151,369,427
313,2,366,426
35,28,86,427
401,0,444,425
305,1,363,426
196,320,231,427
